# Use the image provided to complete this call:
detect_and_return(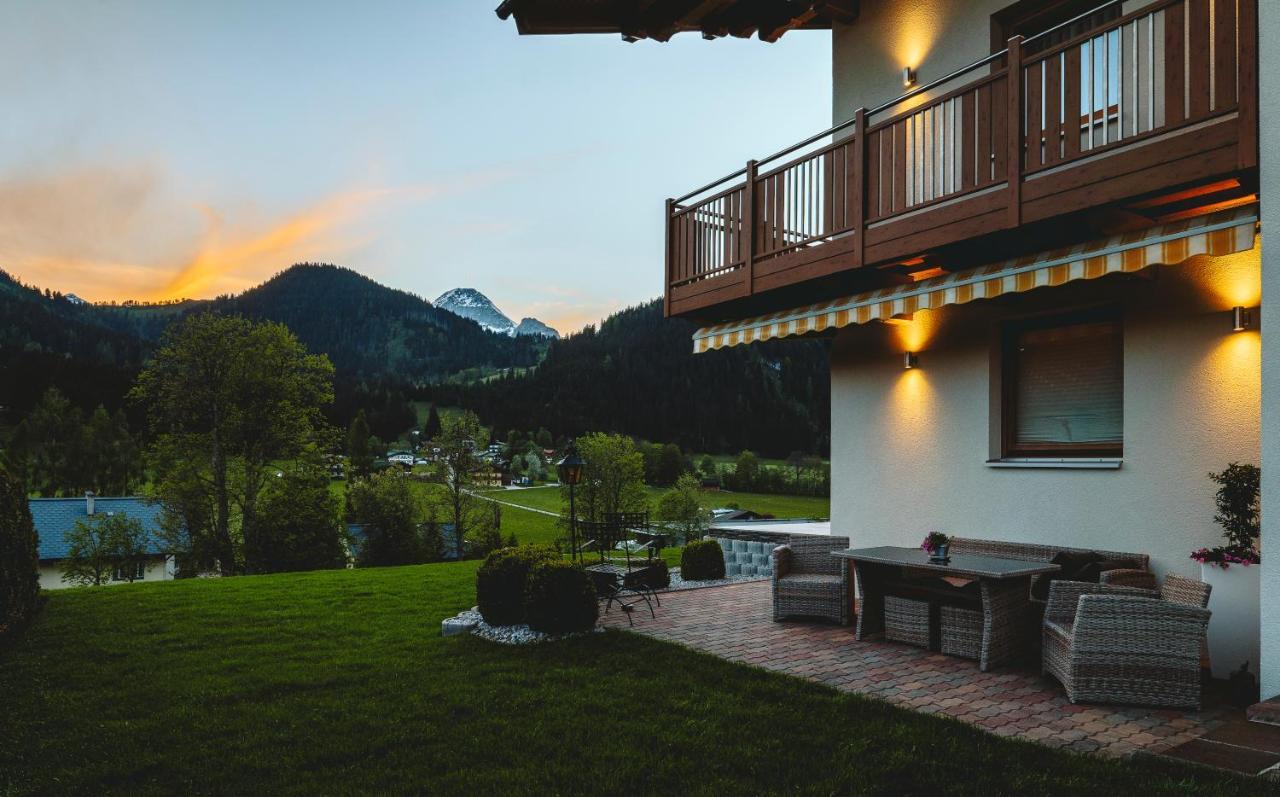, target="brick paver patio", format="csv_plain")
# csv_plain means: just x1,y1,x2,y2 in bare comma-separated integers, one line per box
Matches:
600,579,1239,757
